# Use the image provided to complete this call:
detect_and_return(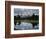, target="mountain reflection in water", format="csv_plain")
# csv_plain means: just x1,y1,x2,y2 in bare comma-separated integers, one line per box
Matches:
14,20,39,30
